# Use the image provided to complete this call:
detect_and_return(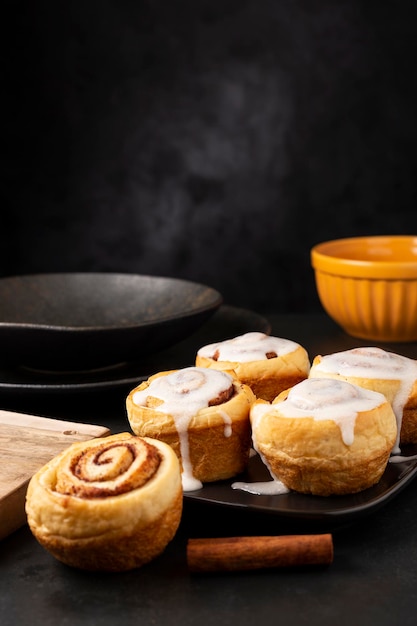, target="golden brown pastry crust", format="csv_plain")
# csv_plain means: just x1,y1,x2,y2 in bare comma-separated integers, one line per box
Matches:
196,334,310,402
25,433,183,571
400,397,417,444
250,380,397,496
310,350,417,445
126,368,255,484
